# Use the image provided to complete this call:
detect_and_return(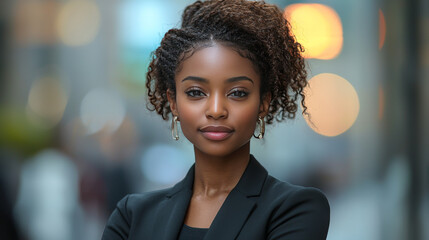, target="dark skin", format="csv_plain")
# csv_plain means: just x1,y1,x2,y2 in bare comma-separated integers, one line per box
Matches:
167,43,271,228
